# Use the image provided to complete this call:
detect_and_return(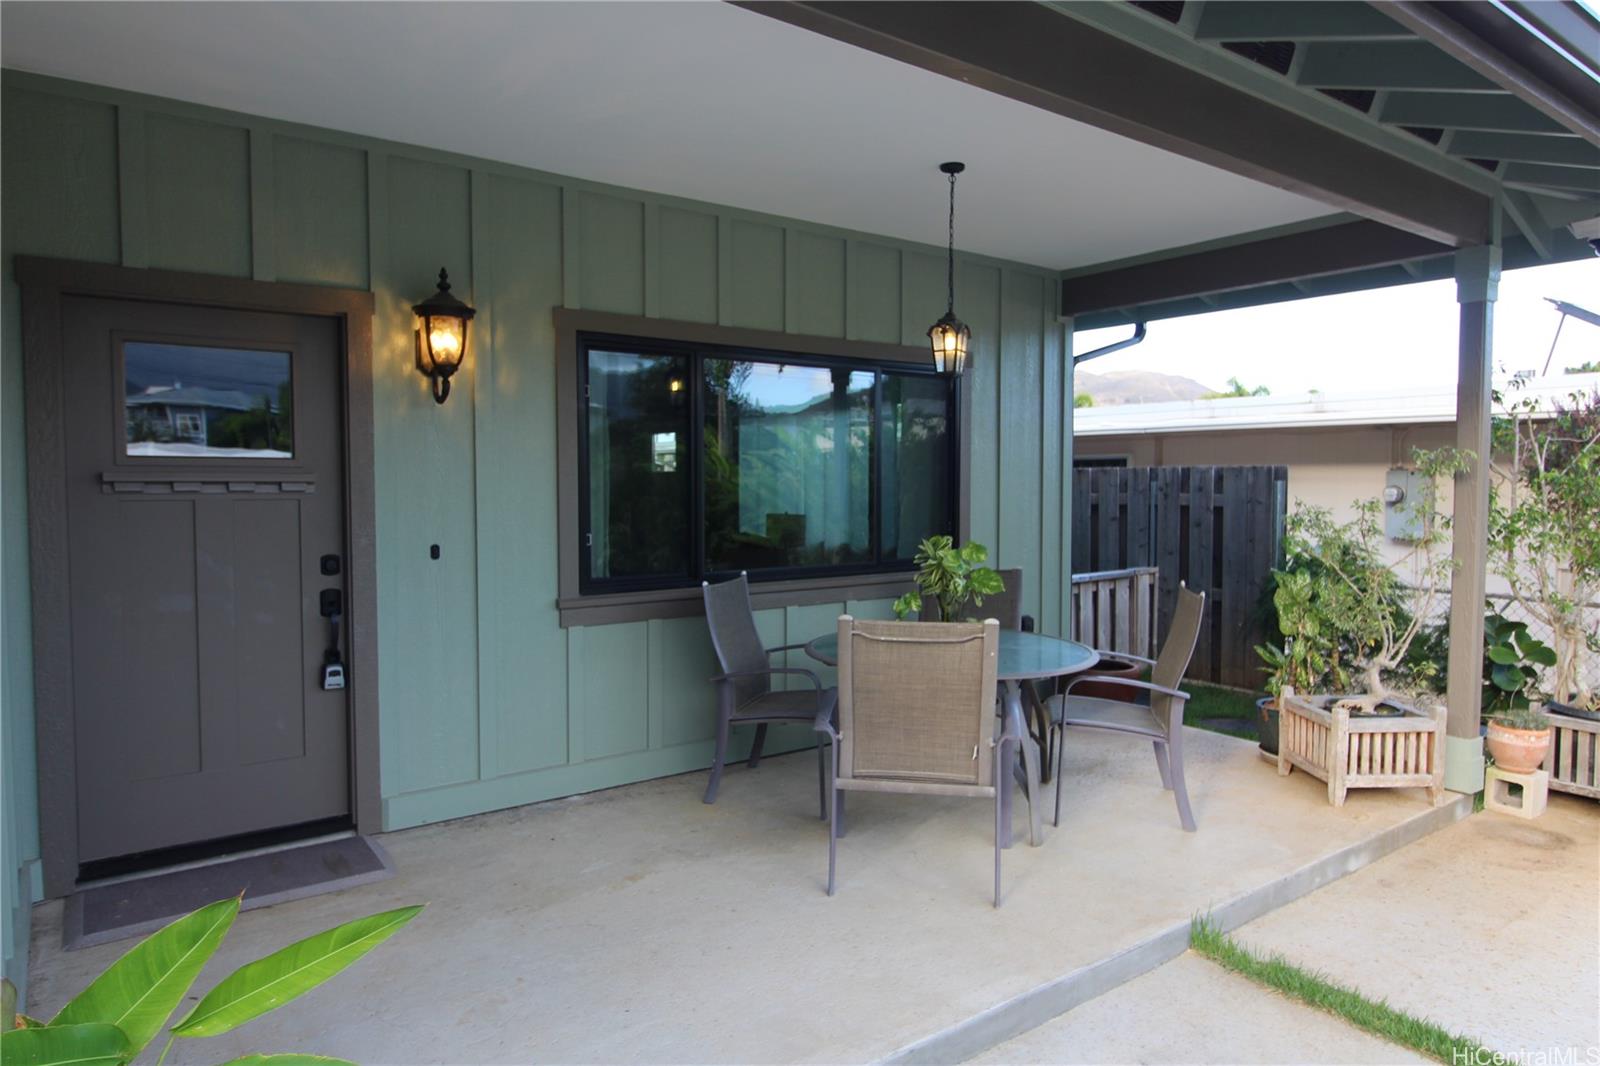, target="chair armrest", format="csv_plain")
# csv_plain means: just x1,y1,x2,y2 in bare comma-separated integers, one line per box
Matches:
1086,649,1157,666
764,642,814,655
1061,675,1189,702
711,666,824,691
